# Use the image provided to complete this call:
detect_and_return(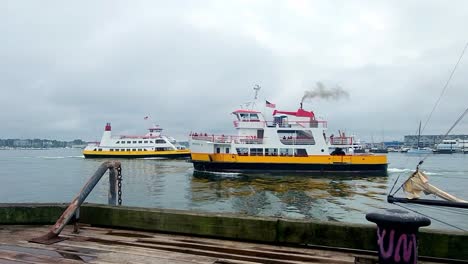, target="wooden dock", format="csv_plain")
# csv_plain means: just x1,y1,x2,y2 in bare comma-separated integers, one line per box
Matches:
0,224,379,264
